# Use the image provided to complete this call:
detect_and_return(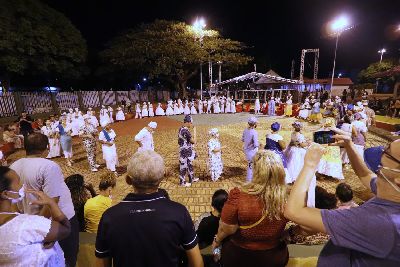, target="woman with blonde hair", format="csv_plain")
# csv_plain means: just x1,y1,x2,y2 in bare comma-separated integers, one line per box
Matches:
212,150,289,267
